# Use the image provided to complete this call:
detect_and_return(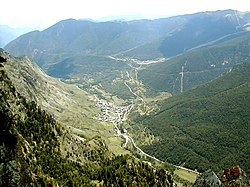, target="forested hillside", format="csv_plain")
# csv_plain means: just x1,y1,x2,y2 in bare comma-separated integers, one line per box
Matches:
0,53,173,186
139,31,250,94
2,9,250,186
137,62,250,174
0,48,133,155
